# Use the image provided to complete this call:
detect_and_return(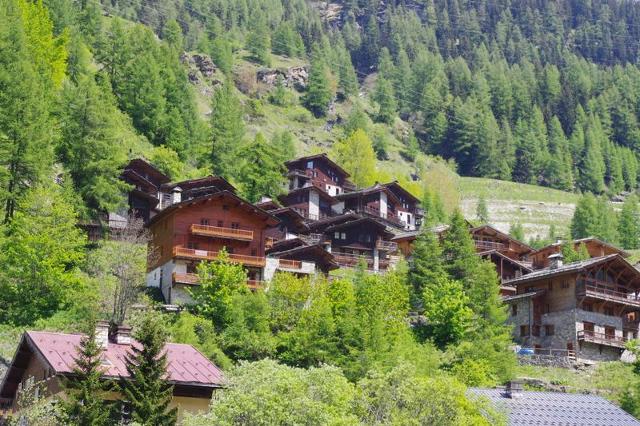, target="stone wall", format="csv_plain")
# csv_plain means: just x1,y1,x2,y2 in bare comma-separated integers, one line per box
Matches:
505,297,533,346
518,354,575,369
